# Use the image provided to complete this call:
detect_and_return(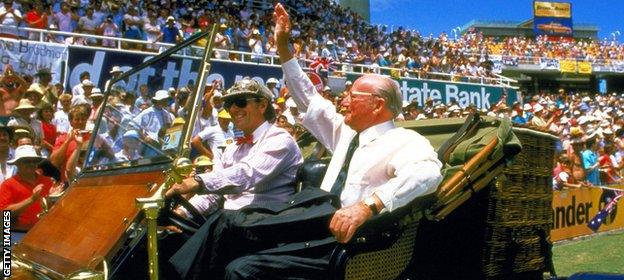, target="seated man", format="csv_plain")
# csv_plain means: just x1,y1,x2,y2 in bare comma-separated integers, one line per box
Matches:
169,78,302,213
166,4,442,280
